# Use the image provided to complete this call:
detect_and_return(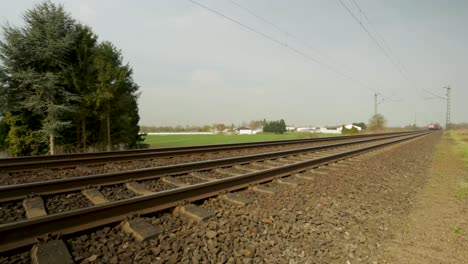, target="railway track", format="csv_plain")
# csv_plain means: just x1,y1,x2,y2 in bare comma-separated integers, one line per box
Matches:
0,131,417,172
0,131,422,201
0,131,432,256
